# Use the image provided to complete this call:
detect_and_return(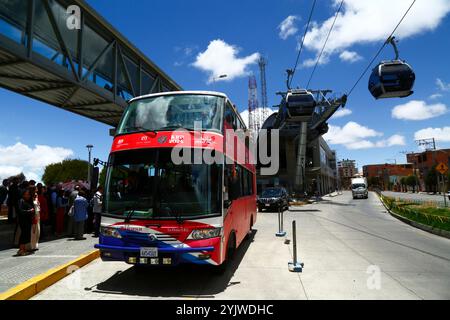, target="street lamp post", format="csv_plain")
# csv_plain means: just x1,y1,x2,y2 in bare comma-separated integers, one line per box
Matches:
86,144,94,187
212,74,227,87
